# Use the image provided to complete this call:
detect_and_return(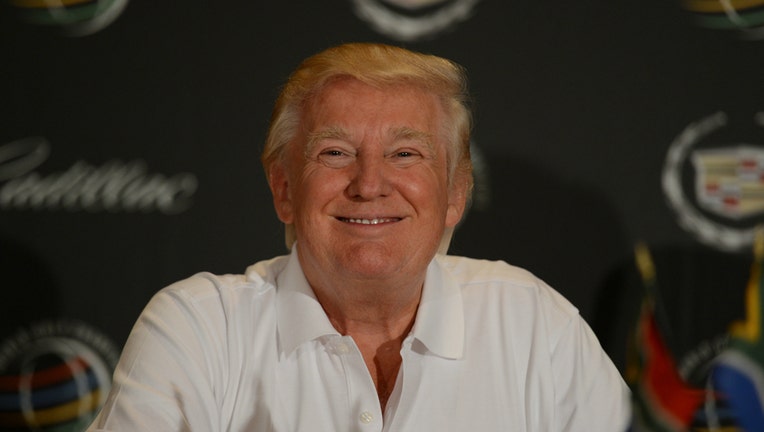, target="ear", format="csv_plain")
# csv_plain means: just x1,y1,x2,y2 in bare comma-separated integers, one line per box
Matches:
268,162,294,224
445,173,469,228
